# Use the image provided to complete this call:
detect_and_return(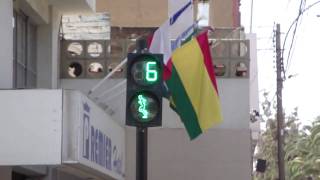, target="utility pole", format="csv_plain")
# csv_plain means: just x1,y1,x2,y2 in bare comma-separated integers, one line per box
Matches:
276,23,285,180
250,0,254,33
